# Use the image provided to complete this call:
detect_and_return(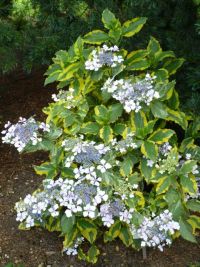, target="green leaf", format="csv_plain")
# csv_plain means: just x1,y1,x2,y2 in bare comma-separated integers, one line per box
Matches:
126,49,148,65
73,37,84,56
109,27,122,42
45,216,62,232
140,158,155,182
140,120,157,138
61,214,75,234
78,245,100,264
147,36,162,55
63,226,78,247
104,220,121,242
99,125,113,143
156,176,172,194
80,122,100,135
157,81,175,100
187,199,200,213
165,187,181,206
58,62,81,82
180,160,197,174
188,215,200,231
148,129,175,144
45,127,63,140
102,9,120,30
77,99,89,119
113,123,126,135
164,58,185,75
94,105,109,124
141,140,158,161
122,17,147,37
156,50,175,62
131,110,147,130
150,101,168,119
87,245,100,264
44,64,61,85
120,156,133,177
179,138,194,153
77,218,97,244
126,58,150,70
108,103,123,123
166,108,188,130
34,162,57,178
167,89,180,109
118,226,133,246
180,174,197,195
84,30,109,44
4,264,14,267
169,199,187,220
154,68,169,82
179,217,197,243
